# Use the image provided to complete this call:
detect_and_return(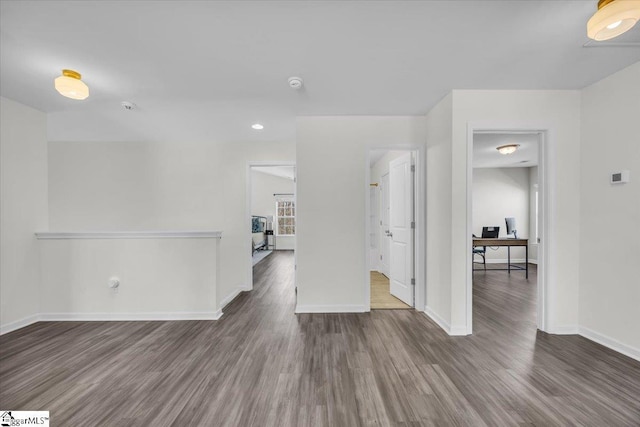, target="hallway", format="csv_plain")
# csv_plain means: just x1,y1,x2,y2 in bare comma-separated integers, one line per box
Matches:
1,252,639,426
